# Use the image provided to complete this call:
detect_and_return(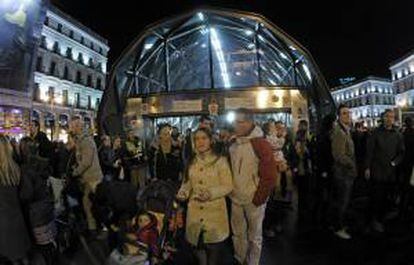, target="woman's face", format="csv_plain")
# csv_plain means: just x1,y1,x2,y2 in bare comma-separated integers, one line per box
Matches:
103,137,111,147
159,127,171,141
114,137,121,147
195,130,212,154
